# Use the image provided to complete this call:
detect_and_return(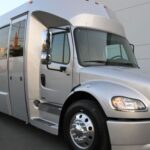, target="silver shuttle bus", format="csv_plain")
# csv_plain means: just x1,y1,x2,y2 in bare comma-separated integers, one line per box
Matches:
0,0,150,150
